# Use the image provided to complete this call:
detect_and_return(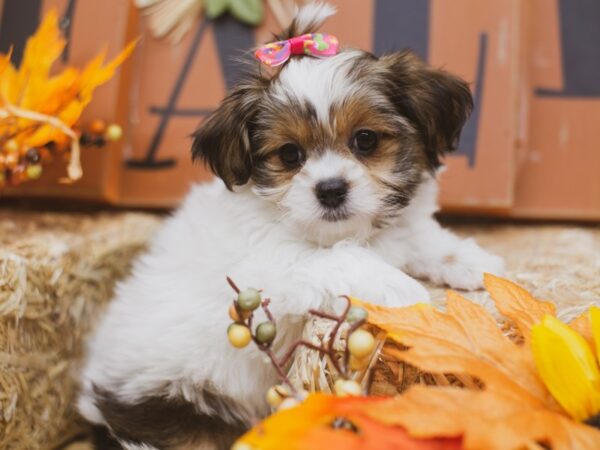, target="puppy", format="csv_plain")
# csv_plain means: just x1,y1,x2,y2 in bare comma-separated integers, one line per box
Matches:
78,3,503,449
